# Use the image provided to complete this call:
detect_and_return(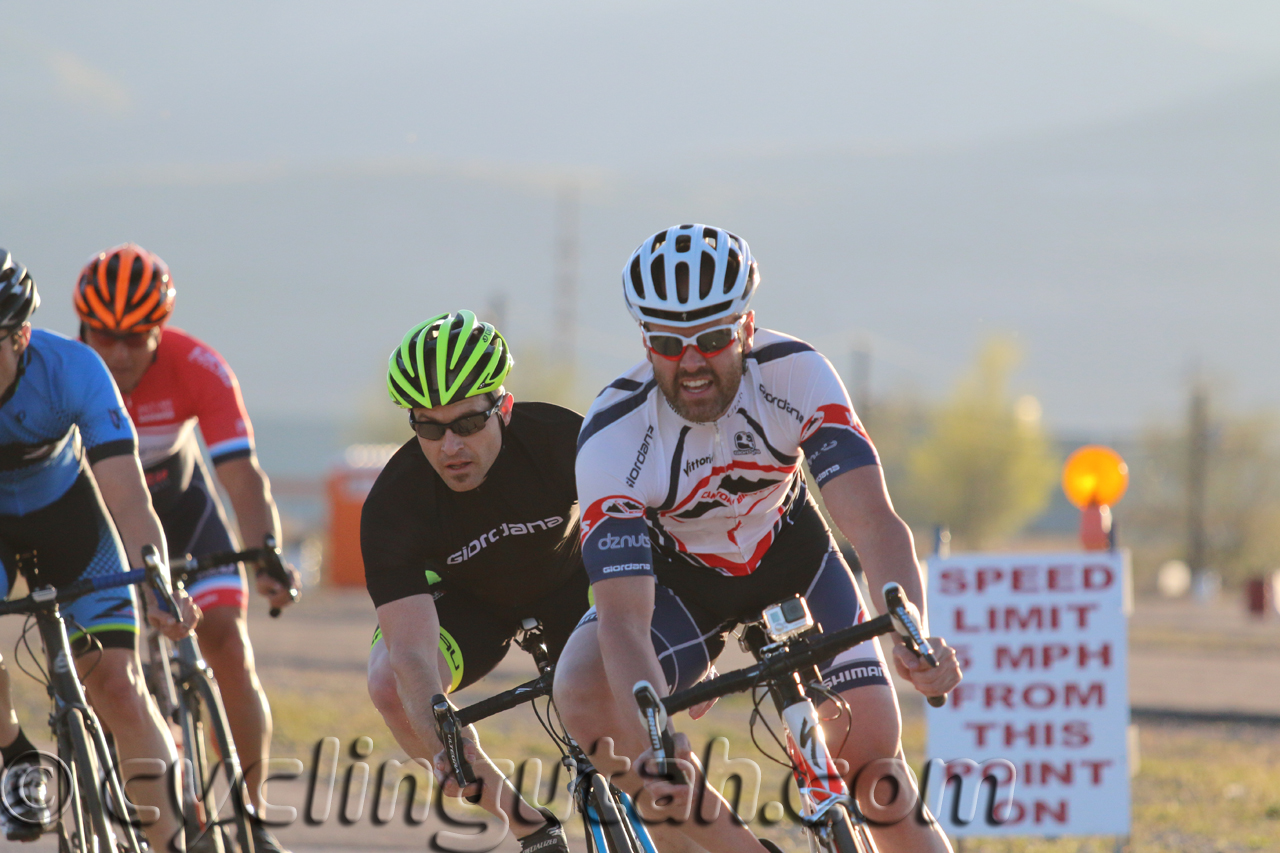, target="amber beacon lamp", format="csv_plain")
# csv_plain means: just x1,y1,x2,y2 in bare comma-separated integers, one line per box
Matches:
1062,445,1129,551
